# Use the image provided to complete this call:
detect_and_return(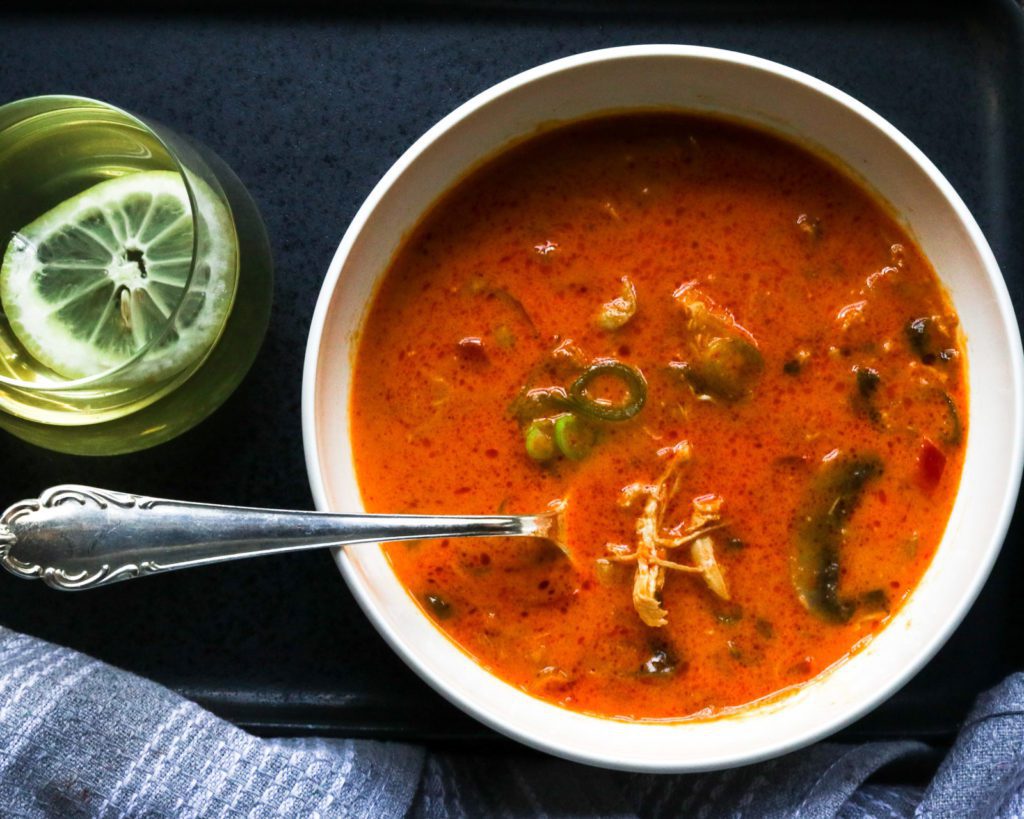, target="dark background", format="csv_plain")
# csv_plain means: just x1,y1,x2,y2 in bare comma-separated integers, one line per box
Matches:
0,0,1021,747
